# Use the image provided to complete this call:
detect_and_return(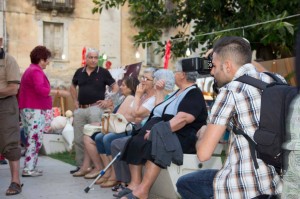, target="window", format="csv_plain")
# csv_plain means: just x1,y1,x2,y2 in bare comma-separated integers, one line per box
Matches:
55,0,66,4
43,22,64,60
